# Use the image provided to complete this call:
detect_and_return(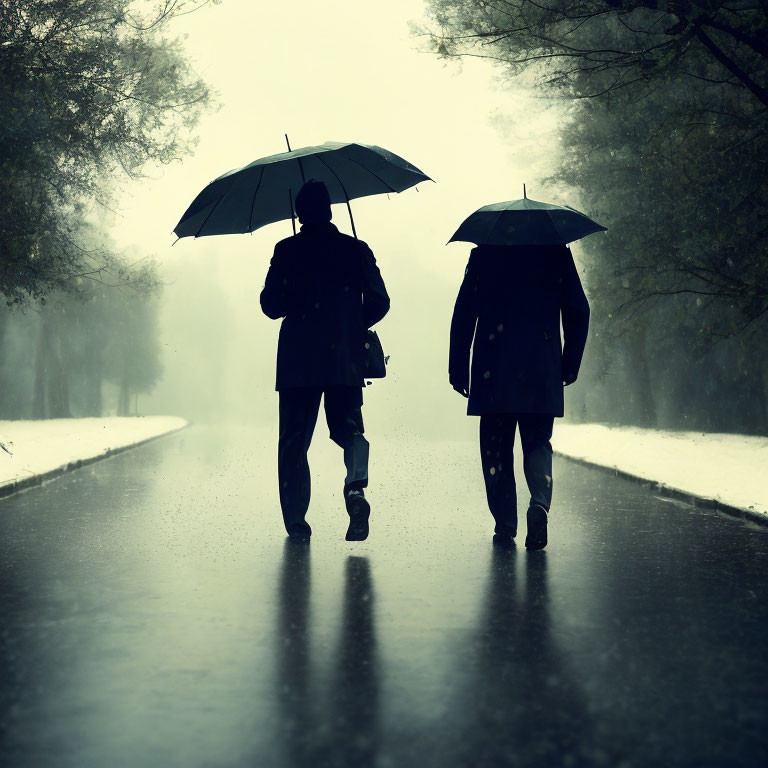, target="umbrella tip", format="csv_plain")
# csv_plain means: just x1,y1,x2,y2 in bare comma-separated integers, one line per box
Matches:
284,134,292,152
523,183,527,199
